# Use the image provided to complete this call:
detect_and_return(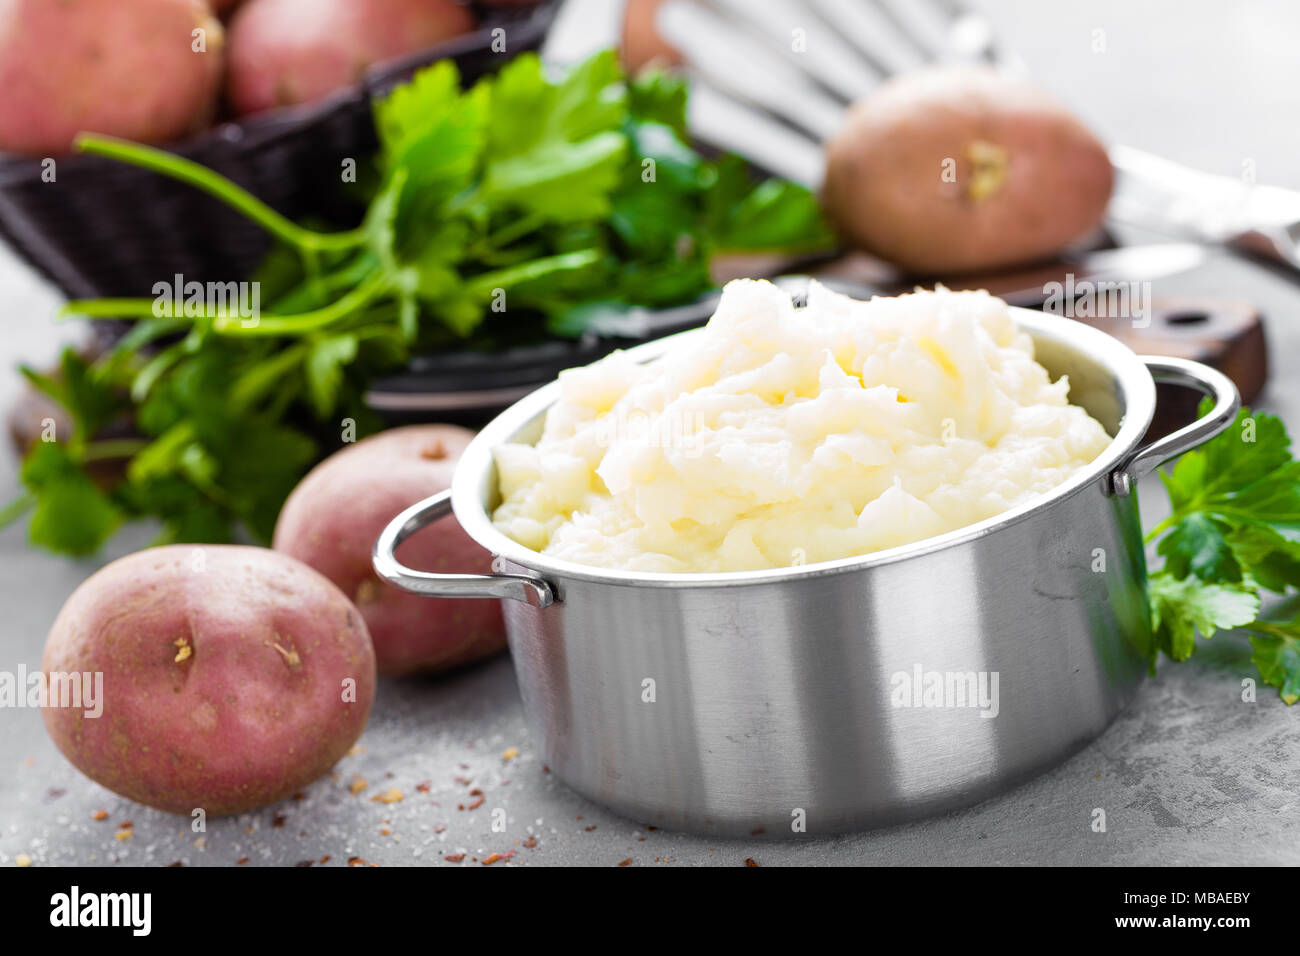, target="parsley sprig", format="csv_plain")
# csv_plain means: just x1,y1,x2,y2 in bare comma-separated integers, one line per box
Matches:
1146,403,1300,703
1,51,832,554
